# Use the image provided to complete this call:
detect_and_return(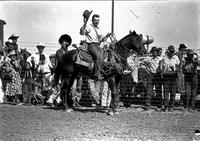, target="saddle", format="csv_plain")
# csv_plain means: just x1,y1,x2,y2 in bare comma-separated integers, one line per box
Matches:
75,48,94,70
79,49,93,63
75,43,122,74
